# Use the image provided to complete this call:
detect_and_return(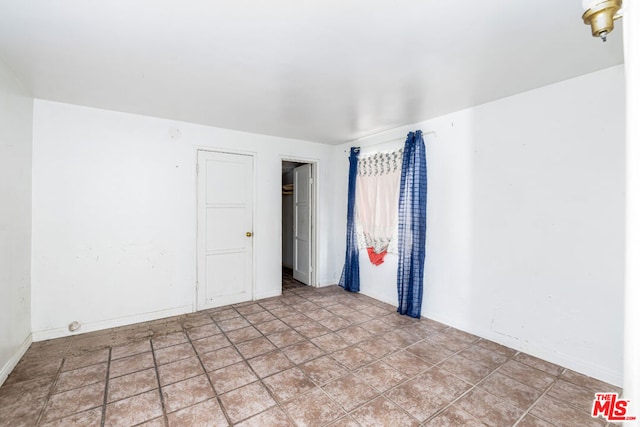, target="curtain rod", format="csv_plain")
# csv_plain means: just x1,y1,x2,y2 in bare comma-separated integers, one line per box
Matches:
343,130,437,153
